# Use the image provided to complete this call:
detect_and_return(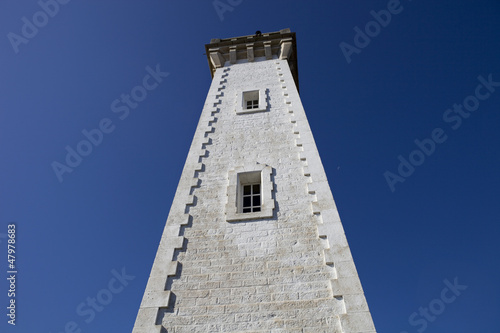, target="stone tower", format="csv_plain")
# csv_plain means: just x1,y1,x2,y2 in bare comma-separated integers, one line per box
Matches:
133,29,376,333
